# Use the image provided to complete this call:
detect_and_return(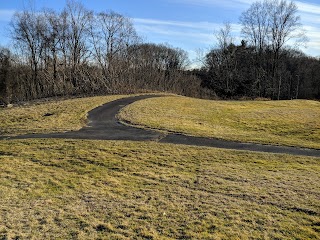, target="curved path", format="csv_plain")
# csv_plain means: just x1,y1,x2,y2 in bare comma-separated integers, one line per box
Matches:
2,95,320,157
